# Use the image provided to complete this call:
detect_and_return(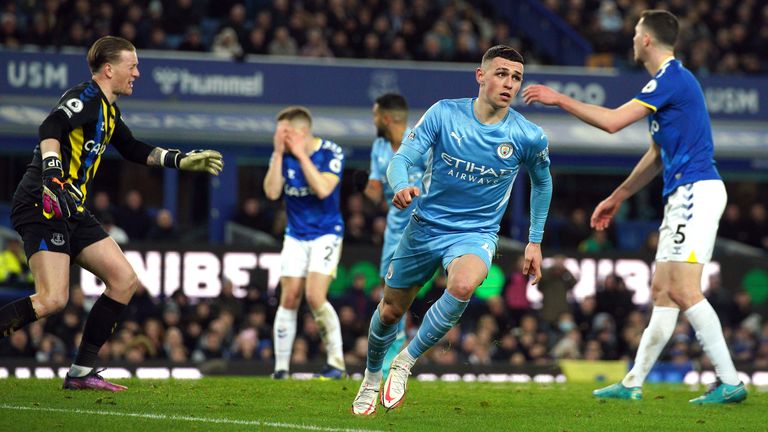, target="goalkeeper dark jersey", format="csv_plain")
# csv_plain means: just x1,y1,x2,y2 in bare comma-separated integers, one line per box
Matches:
13,80,152,211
